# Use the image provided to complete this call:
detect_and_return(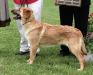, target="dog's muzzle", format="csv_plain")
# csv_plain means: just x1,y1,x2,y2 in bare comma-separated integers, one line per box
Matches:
11,9,21,20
